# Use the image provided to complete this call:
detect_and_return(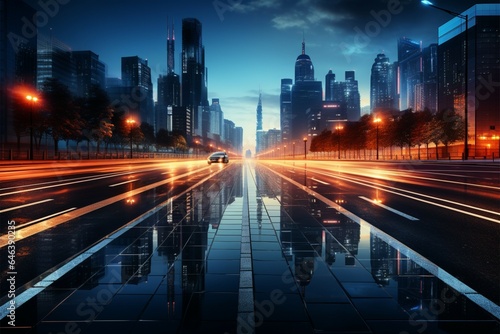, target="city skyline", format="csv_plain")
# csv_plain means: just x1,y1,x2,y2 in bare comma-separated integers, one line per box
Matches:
21,0,494,152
